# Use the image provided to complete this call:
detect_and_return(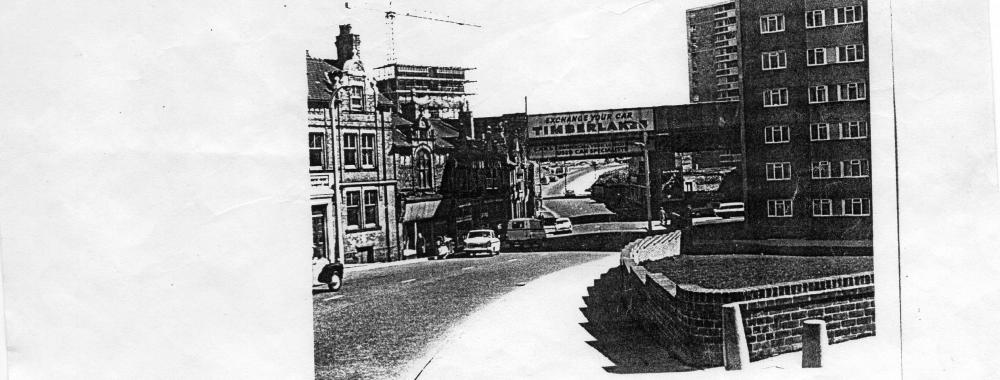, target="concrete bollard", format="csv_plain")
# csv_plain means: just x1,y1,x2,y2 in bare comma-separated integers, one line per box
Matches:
802,319,829,368
722,304,750,370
